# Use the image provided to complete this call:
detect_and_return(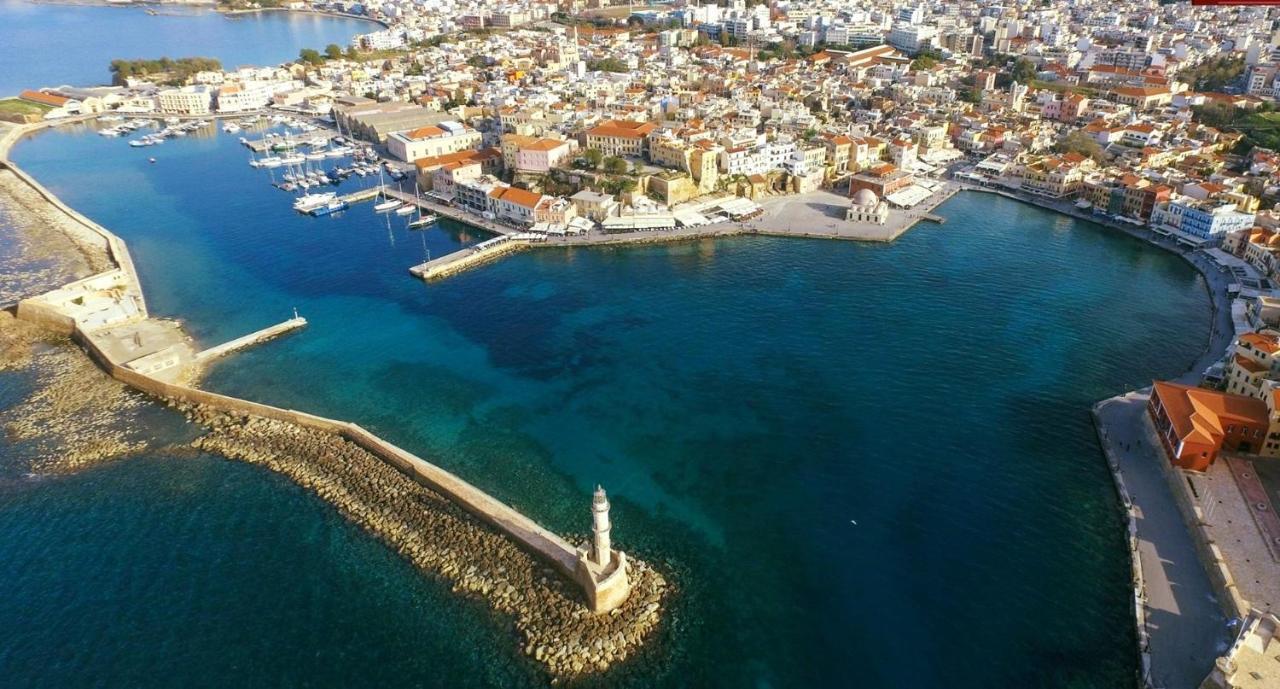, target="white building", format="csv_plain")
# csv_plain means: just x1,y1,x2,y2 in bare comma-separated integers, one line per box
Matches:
216,82,275,113
157,85,213,115
386,121,482,162
888,23,938,54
